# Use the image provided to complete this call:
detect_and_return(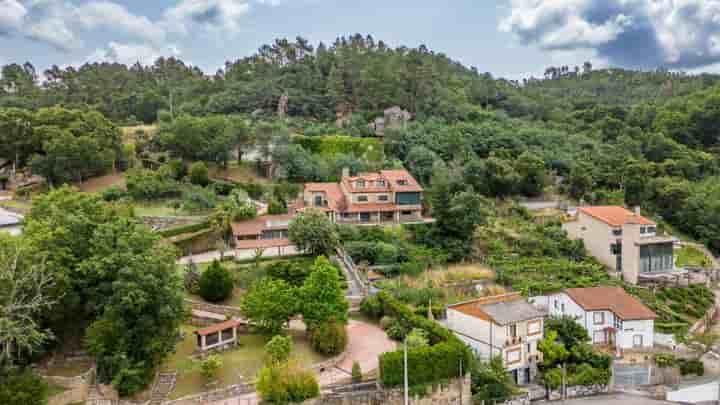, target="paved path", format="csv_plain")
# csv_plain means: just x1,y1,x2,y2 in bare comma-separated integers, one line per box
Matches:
206,320,394,405
177,246,299,265
559,394,674,404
